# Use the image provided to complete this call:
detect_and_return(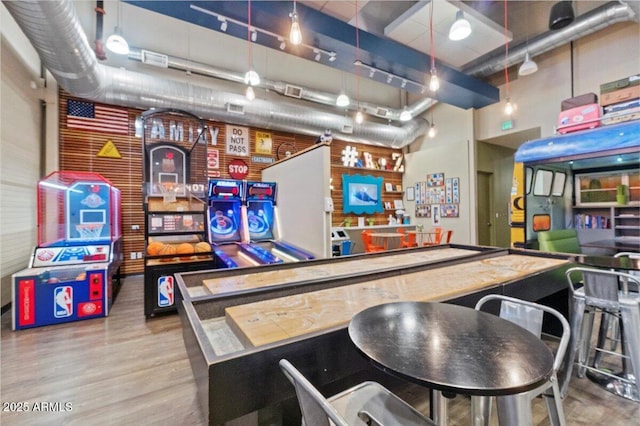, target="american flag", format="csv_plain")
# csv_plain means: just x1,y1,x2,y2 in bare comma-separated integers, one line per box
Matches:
66,99,129,135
